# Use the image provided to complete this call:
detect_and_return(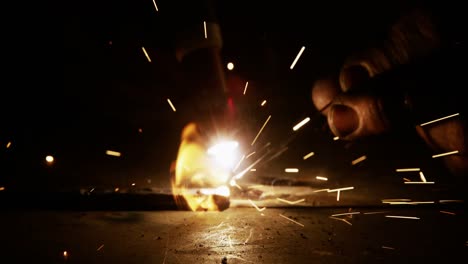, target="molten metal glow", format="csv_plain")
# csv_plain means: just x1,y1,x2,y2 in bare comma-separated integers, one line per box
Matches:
172,123,235,211
207,141,239,170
